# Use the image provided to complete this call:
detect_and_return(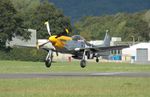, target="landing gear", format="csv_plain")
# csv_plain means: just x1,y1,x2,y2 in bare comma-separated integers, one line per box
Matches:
80,50,87,68
45,59,52,68
45,50,52,68
80,60,86,68
96,57,99,63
